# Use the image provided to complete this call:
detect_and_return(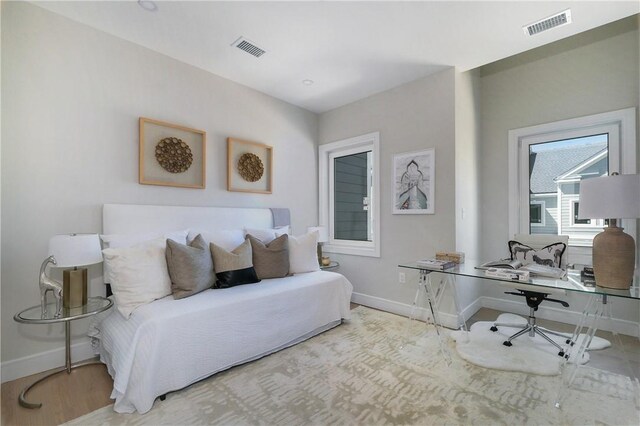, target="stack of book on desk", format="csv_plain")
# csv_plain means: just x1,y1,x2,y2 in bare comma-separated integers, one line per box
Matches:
476,259,566,279
580,266,596,287
416,259,456,270
484,267,530,281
